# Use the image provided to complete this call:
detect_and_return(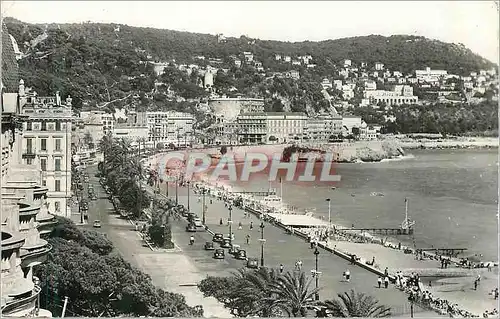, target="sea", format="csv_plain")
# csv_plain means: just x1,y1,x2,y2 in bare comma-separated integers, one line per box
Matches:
224,149,499,262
